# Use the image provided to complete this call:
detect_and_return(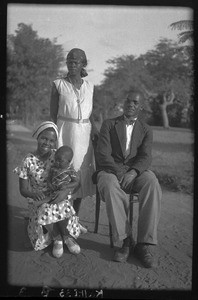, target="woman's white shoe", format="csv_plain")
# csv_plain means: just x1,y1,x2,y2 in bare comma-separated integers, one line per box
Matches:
52,240,64,258
64,237,81,254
